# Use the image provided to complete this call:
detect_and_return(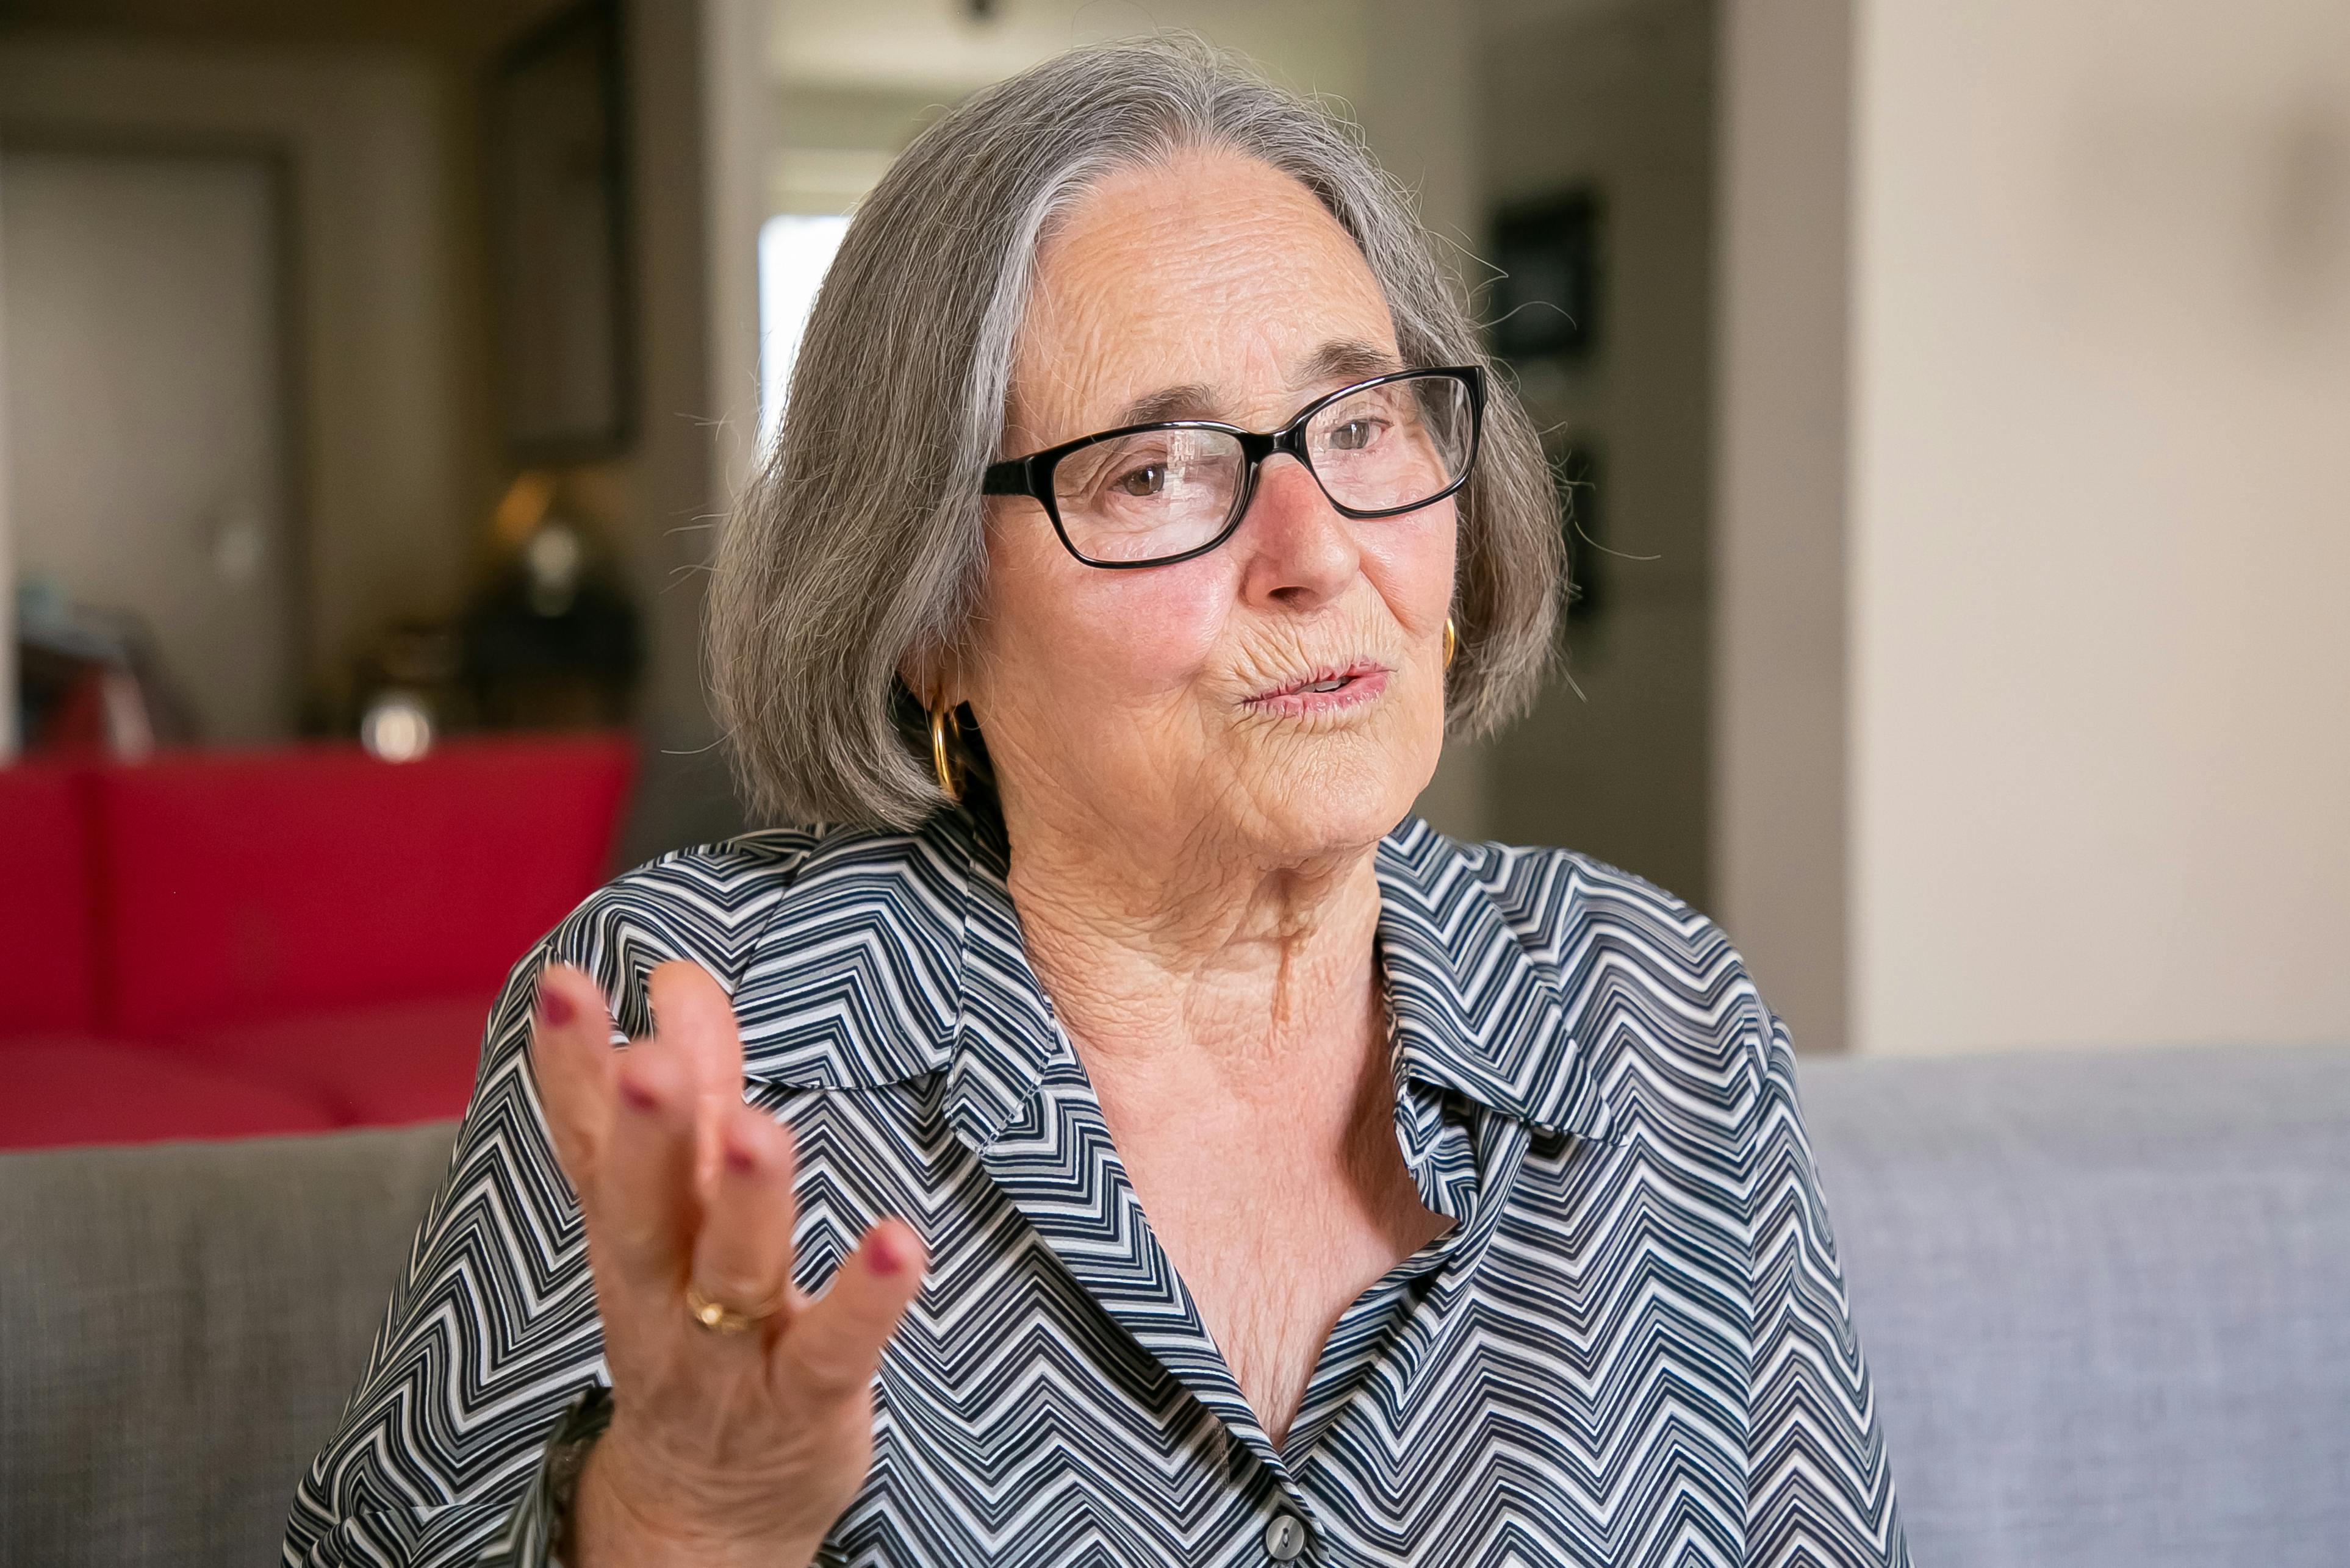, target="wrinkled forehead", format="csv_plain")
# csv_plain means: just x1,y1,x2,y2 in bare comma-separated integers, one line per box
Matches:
1006,149,1401,451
